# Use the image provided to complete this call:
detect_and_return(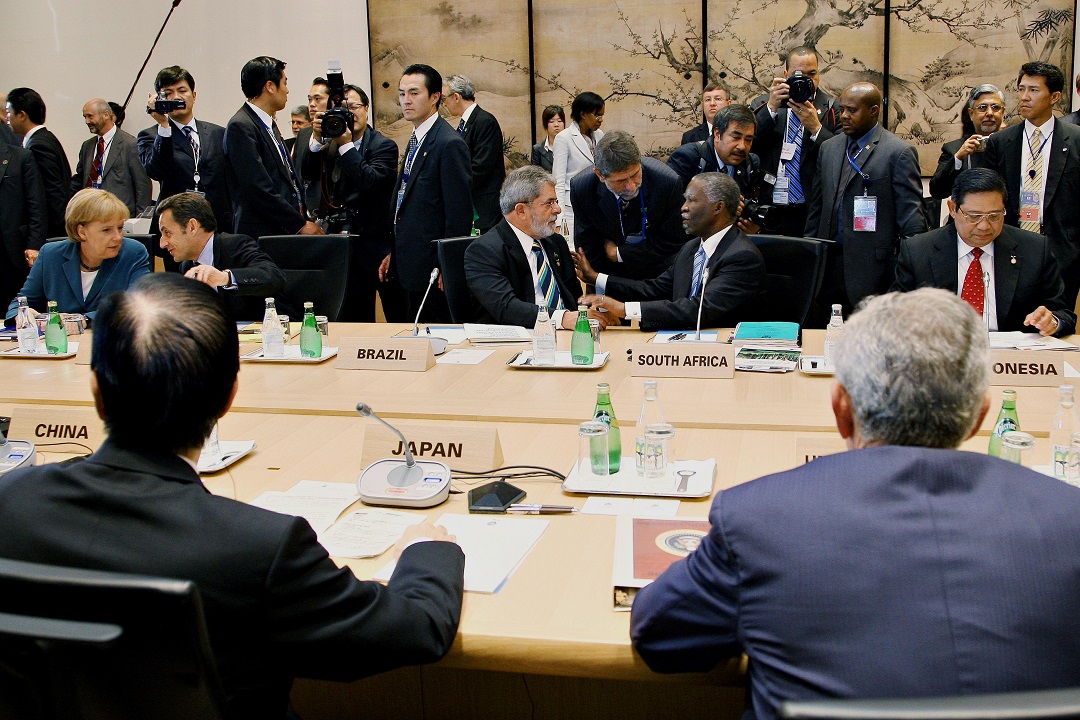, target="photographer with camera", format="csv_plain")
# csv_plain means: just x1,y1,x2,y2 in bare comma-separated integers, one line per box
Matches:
138,66,233,254
751,46,842,237
928,84,1005,201
301,68,402,322
666,104,769,234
